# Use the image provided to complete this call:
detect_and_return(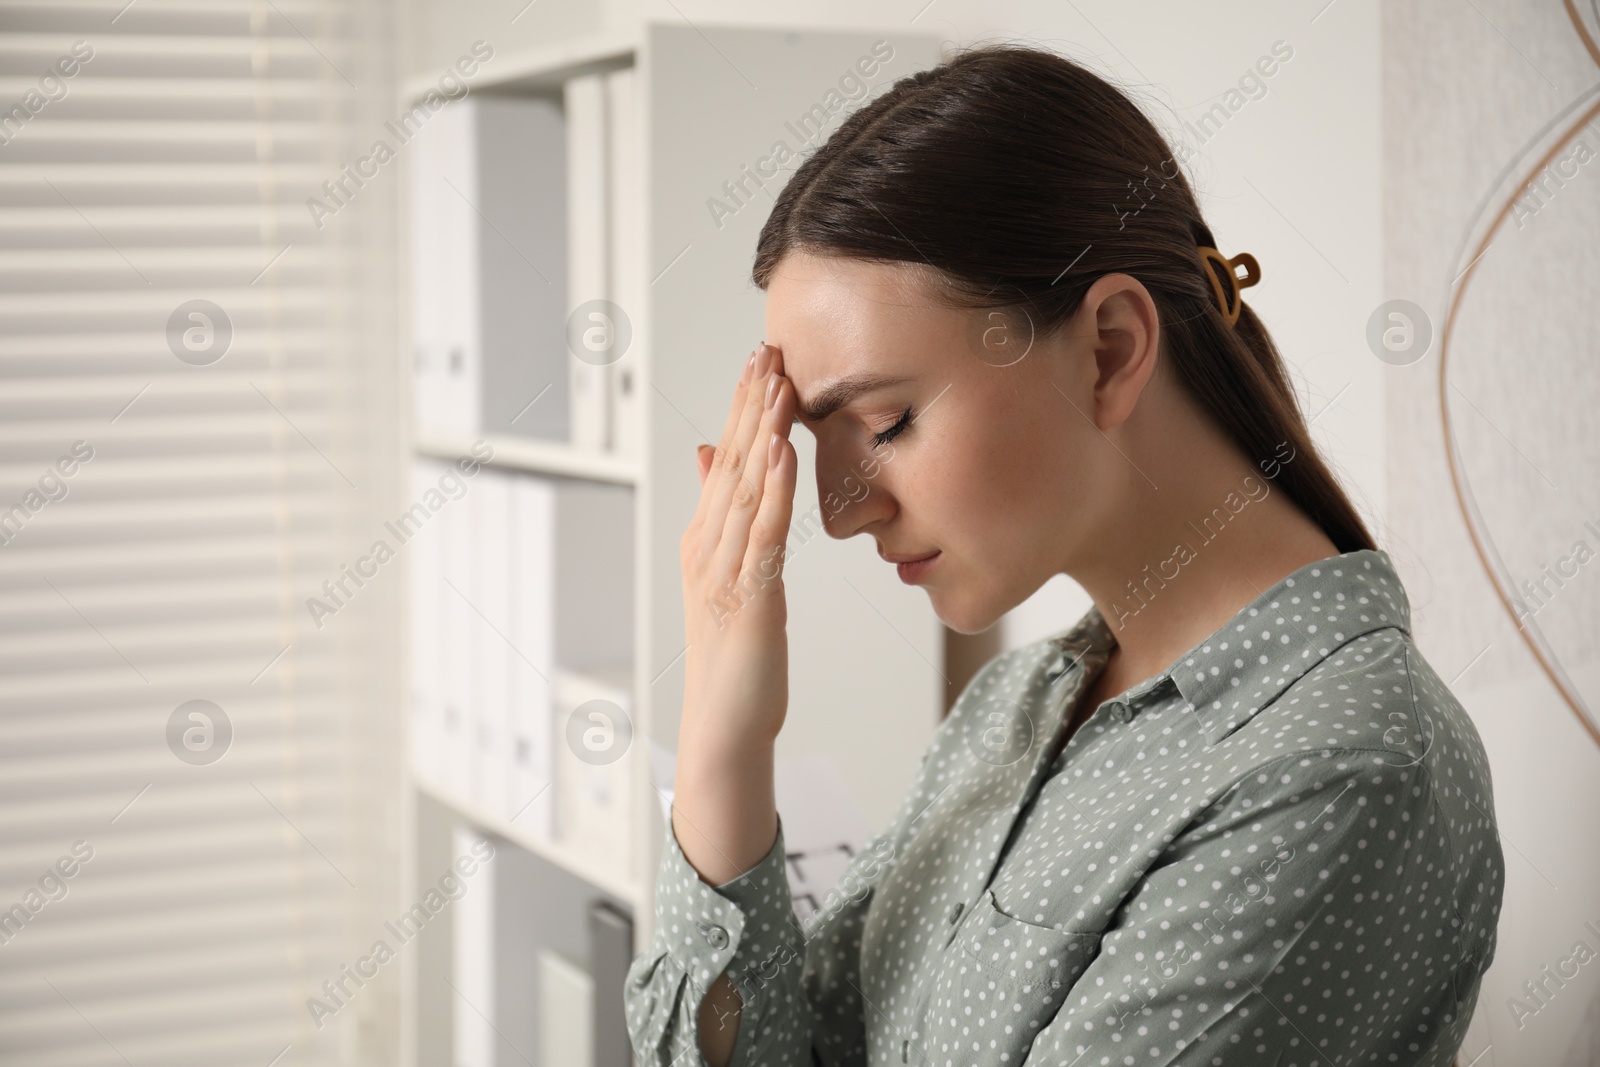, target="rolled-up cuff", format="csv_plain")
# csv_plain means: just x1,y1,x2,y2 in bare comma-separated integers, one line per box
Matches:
653,808,805,1013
